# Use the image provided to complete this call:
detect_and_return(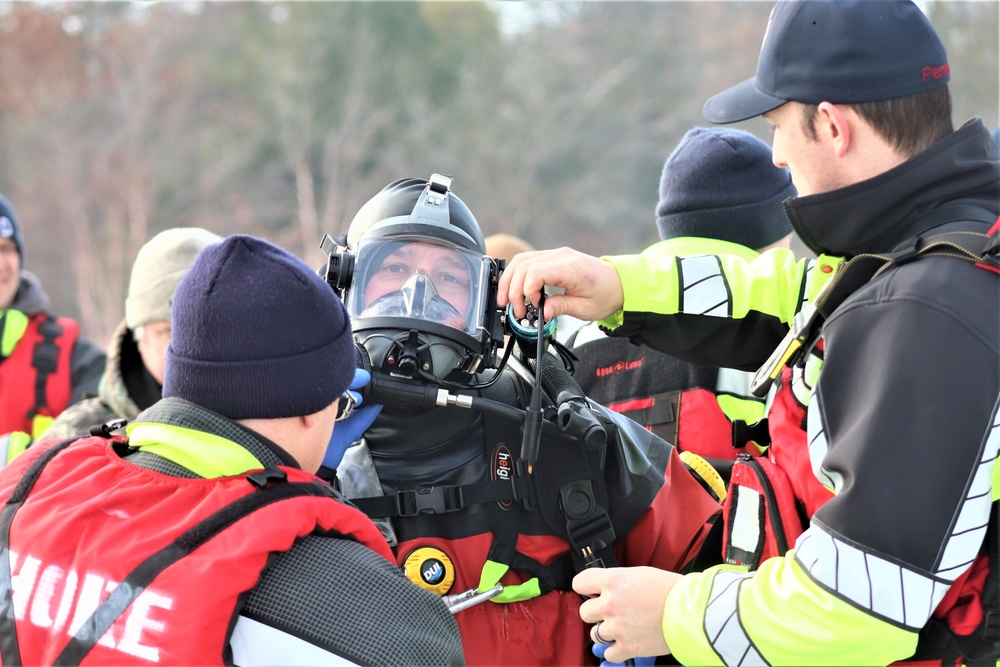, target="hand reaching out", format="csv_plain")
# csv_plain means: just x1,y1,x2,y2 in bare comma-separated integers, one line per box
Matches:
574,566,683,664
496,247,625,323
